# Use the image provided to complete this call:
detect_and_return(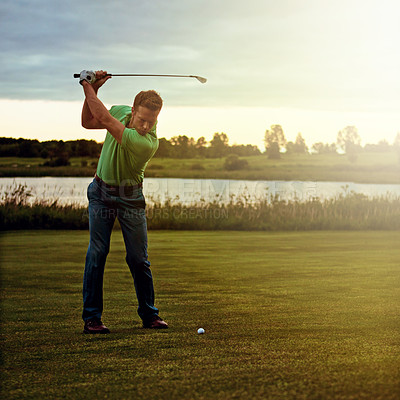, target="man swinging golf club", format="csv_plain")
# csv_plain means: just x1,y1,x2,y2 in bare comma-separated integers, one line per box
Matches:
79,69,168,333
